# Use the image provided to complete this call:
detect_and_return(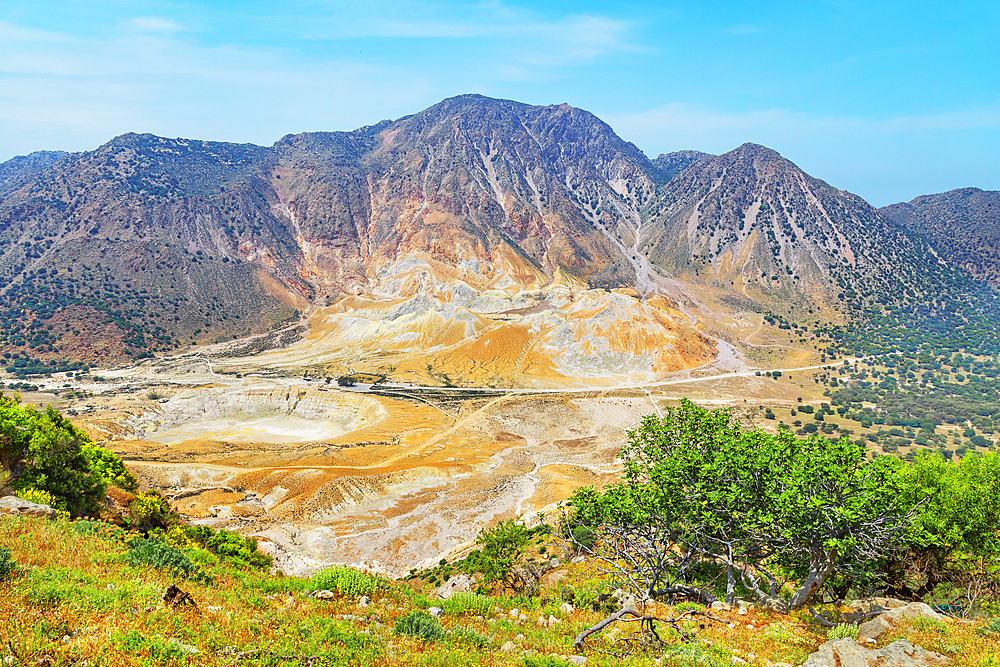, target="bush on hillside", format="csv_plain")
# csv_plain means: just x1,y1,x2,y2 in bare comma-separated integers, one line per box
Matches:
394,611,443,640
124,535,213,584
82,444,138,491
128,490,179,531
0,546,17,582
0,395,135,516
311,565,387,597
